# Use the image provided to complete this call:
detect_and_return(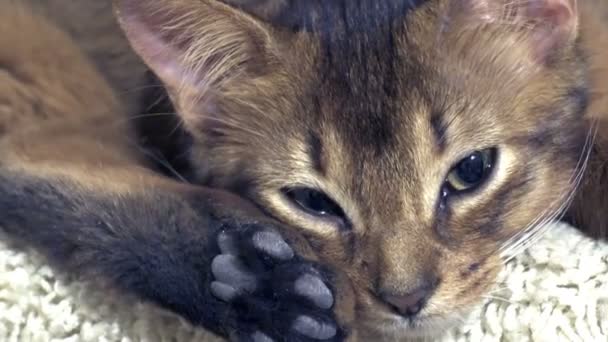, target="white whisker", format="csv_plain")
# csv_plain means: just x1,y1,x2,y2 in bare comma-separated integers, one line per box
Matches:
109,112,180,128
499,126,591,260
500,120,598,262
134,145,189,183
481,295,516,305
499,125,595,255
203,116,268,139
